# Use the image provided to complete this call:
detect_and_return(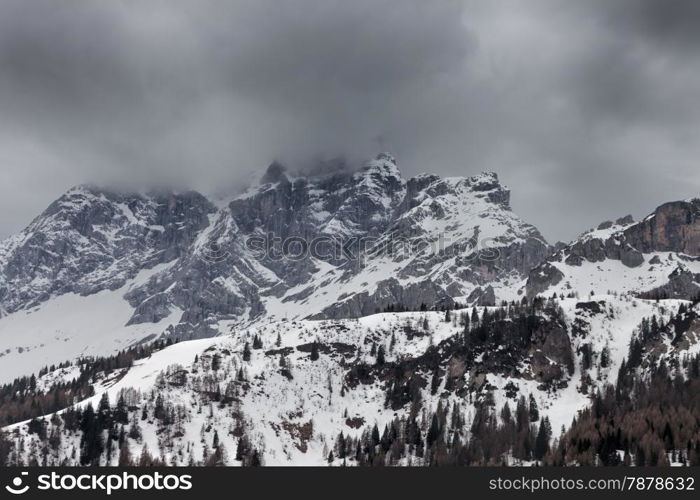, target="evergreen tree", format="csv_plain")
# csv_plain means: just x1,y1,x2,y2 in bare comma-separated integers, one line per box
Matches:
242,342,252,362
528,394,539,422
534,417,551,460
376,345,386,366
427,414,440,447
211,353,221,371
79,403,103,465
118,442,133,466
115,394,129,425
